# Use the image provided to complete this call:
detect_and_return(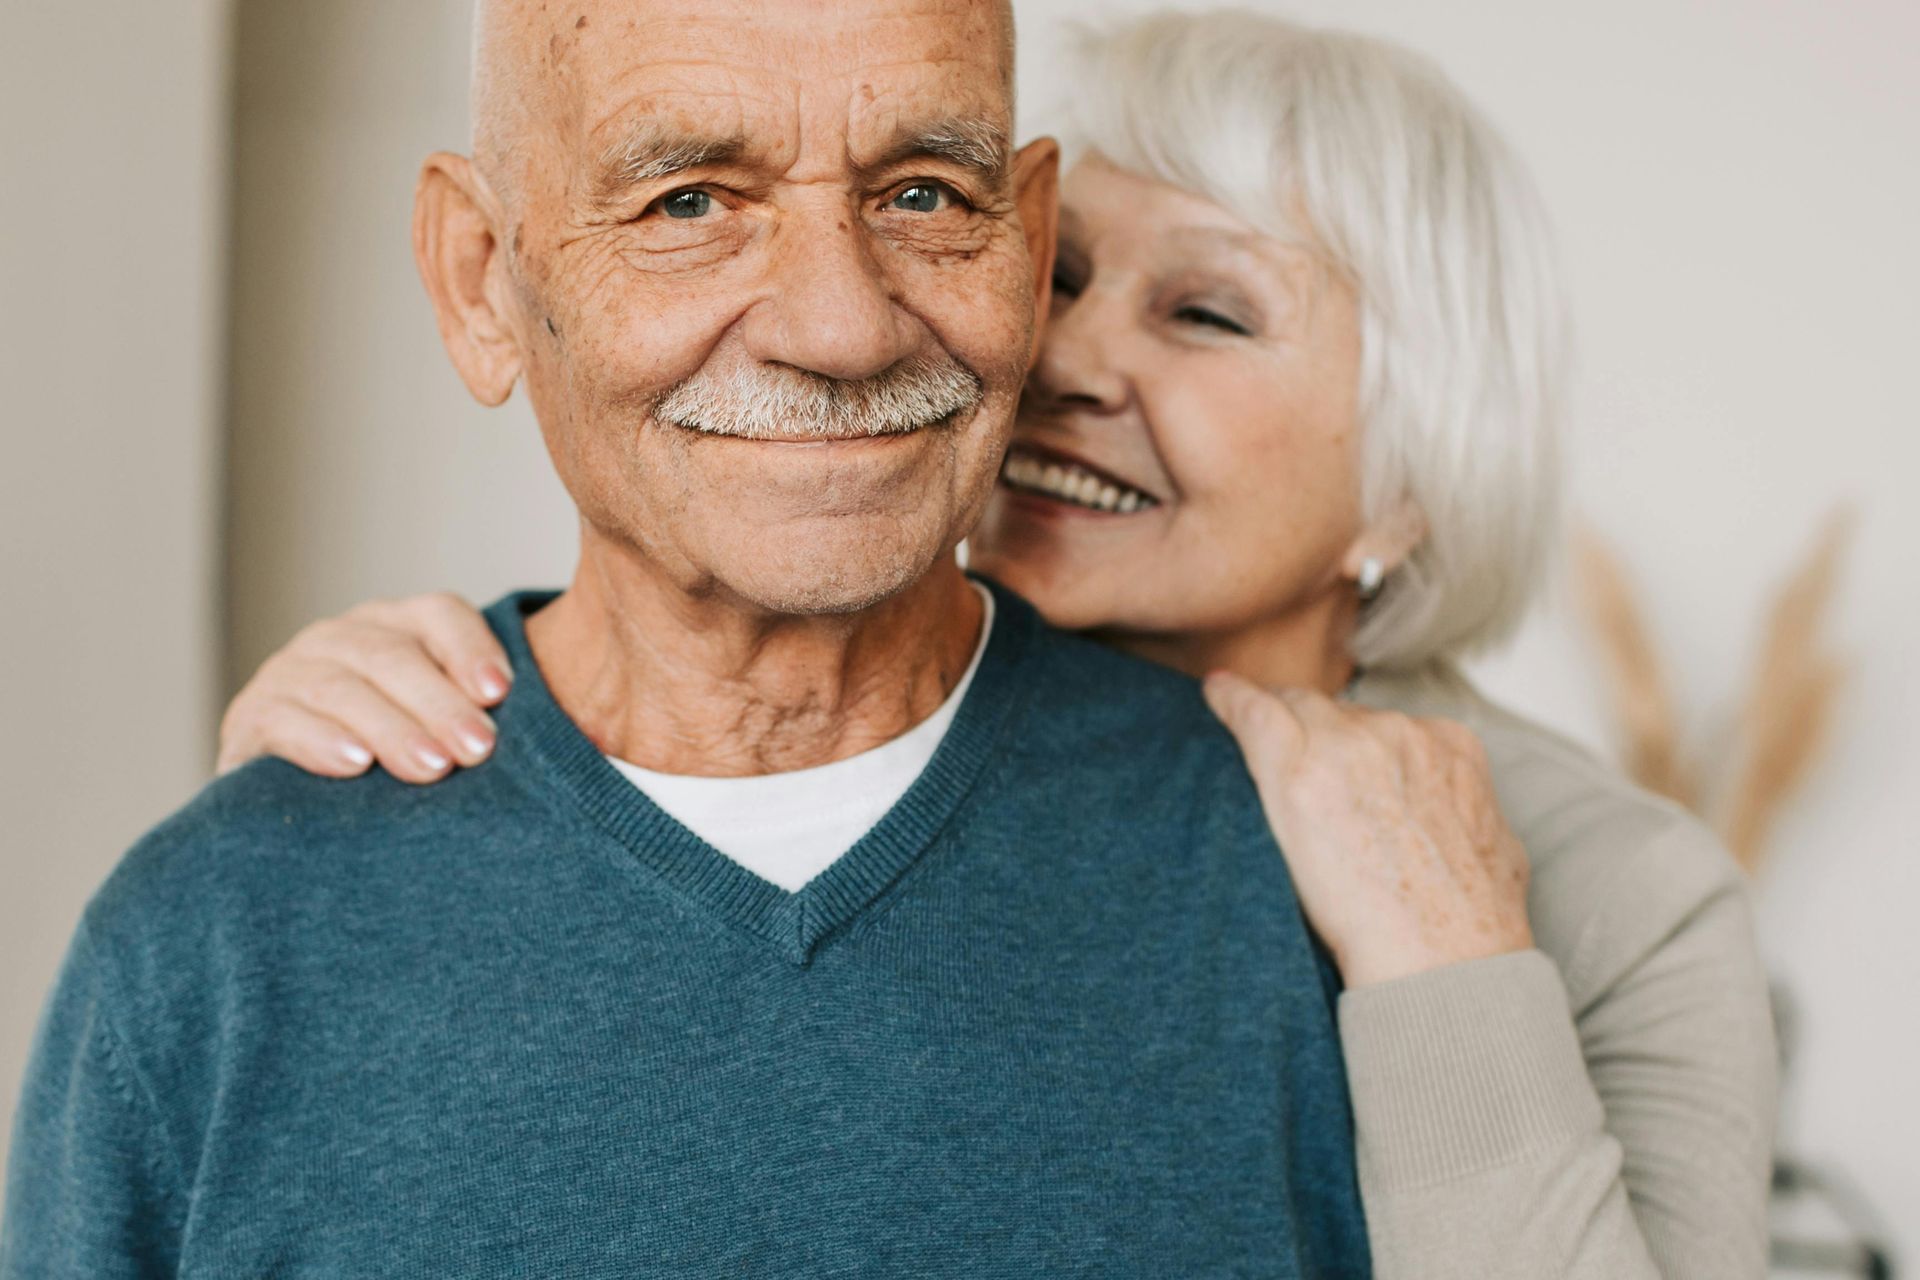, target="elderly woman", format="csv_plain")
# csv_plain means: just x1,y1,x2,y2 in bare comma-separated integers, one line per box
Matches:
215,11,1776,1276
